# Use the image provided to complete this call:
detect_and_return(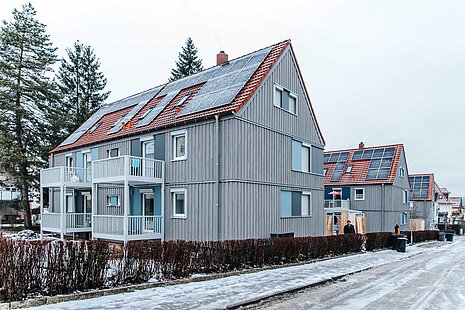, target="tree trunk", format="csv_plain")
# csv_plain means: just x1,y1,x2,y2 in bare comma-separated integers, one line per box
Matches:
21,182,32,228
